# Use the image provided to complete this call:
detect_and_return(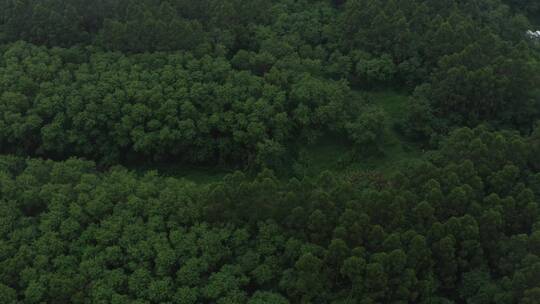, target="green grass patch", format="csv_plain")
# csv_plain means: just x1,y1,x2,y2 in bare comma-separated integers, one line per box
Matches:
361,90,424,173
300,89,424,177
295,132,352,178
